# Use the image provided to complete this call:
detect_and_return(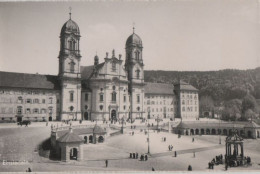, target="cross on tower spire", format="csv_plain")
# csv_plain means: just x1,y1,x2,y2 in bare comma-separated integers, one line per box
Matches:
133,22,135,34
69,7,72,20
